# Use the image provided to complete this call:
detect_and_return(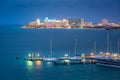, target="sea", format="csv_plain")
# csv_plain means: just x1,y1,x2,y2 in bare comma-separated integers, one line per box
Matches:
0,25,120,80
